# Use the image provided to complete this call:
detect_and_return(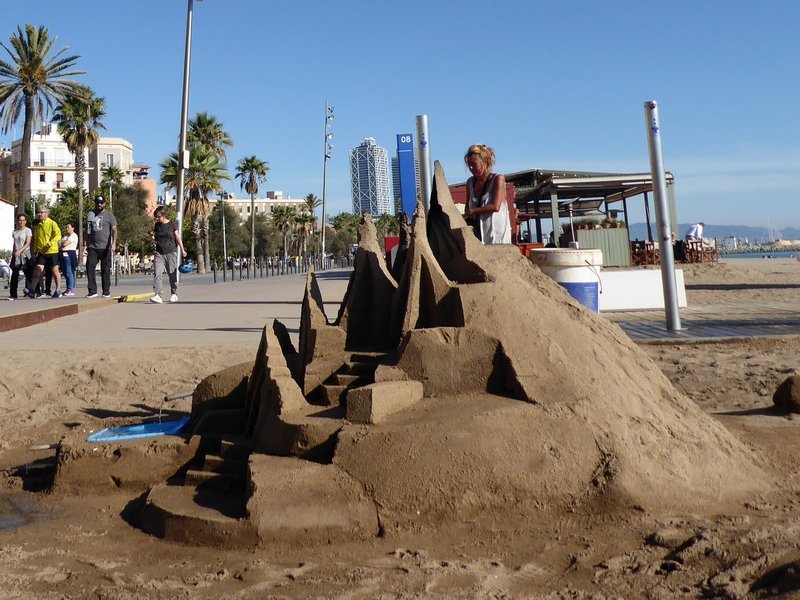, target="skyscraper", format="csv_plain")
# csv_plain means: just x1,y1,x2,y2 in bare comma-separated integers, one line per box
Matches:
350,138,392,217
